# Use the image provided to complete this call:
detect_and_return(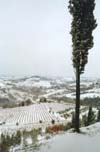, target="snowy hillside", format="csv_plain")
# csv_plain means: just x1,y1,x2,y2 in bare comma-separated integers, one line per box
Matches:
37,122,100,152
0,76,100,106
